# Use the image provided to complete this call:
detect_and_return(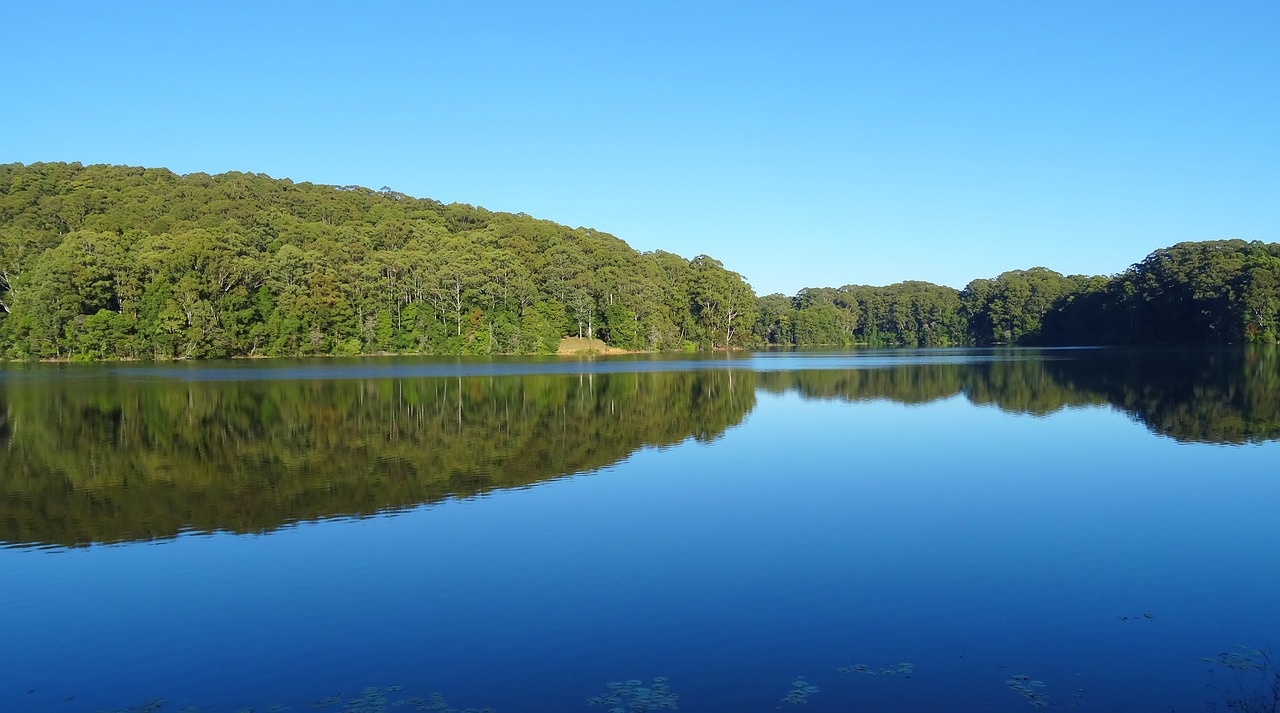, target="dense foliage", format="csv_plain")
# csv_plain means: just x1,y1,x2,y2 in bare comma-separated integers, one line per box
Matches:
759,241,1280,347
0,162,756,359
1038,240,1280,345
754,282,966,347
2,163,1274,356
